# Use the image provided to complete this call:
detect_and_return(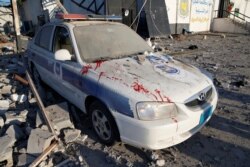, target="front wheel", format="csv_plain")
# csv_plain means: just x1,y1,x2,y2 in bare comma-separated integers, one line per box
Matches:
89,100,119,145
